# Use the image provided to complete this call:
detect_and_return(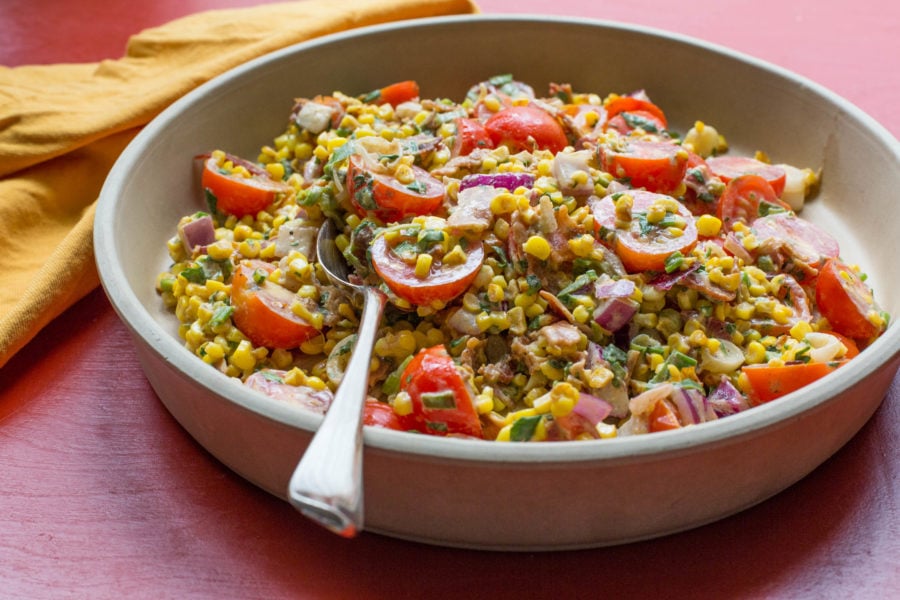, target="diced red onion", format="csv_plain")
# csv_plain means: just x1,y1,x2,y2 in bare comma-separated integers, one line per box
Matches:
178,214,216,253
707,377,749,417
593,297,638,332
459,172,534,192
670,386,705,425
595,278,635,298
572,392,613,425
